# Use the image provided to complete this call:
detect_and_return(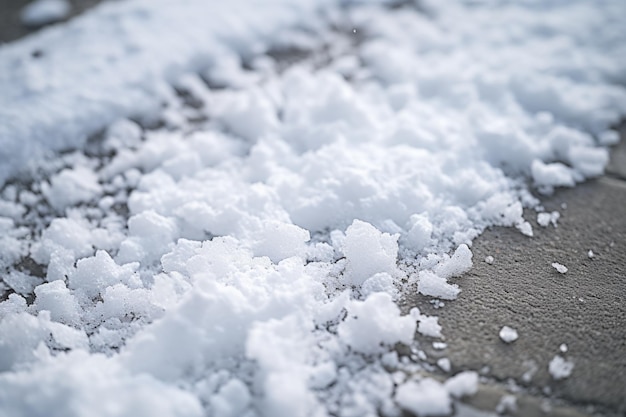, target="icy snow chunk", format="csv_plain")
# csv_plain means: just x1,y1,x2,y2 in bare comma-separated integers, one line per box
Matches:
69,250,139,299
559,343,568,353
31,218,93,265
251,221,310,263
417,313,442,338
499,326,519,343
537,211,560,227
552,262,568,274
42,166,101,212
46,248,75,282
361,272,398,299
20,0,70,26
444,371,479,398
549,355,574,380
587,250,594,259
216,90,279,142
437,358,451,373
484,255,494,265
417,271,460,301
3,271,42,296
434,244,473,279
406,214,433,252
117,211,179,264
338,292,416,355
433,342,447,350
33,281,81,326
104,119,143,151
516,221,534,237
342,220,399,286
395,378,451,416
531,160,576,189
495,395,517,414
